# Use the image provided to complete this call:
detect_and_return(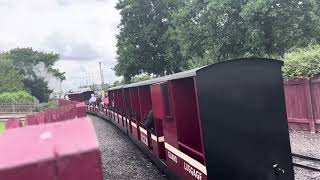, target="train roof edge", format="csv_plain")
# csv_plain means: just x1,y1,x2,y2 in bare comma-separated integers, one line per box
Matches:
108,57,283,91
65,90,94,95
